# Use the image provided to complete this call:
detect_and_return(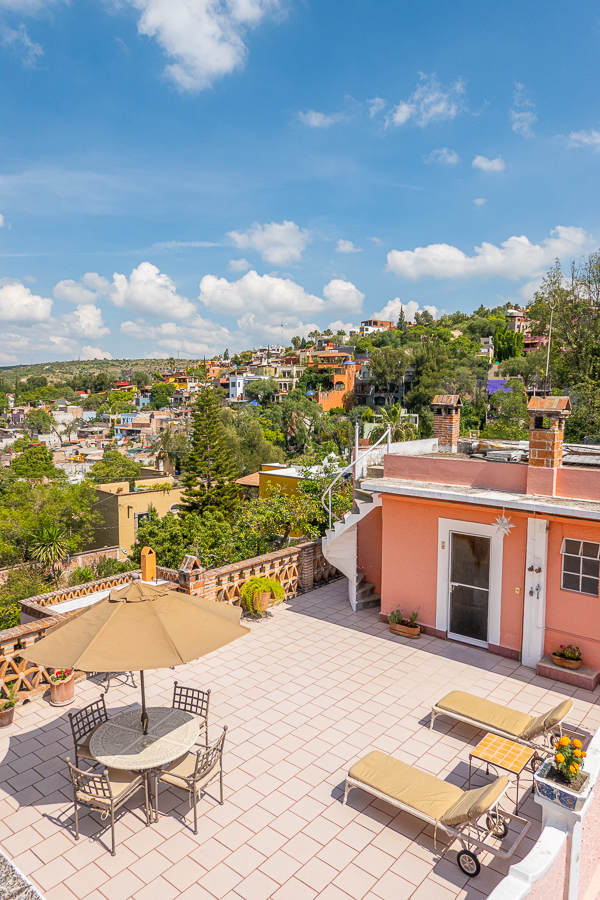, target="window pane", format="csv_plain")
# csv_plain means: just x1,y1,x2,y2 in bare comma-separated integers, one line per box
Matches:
563,555,581,574
582,542,600,560
451,534,490,589
581,577,599,596
564,539,581,556
449,584,489,642
562,572,580,592
582,558,600,578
